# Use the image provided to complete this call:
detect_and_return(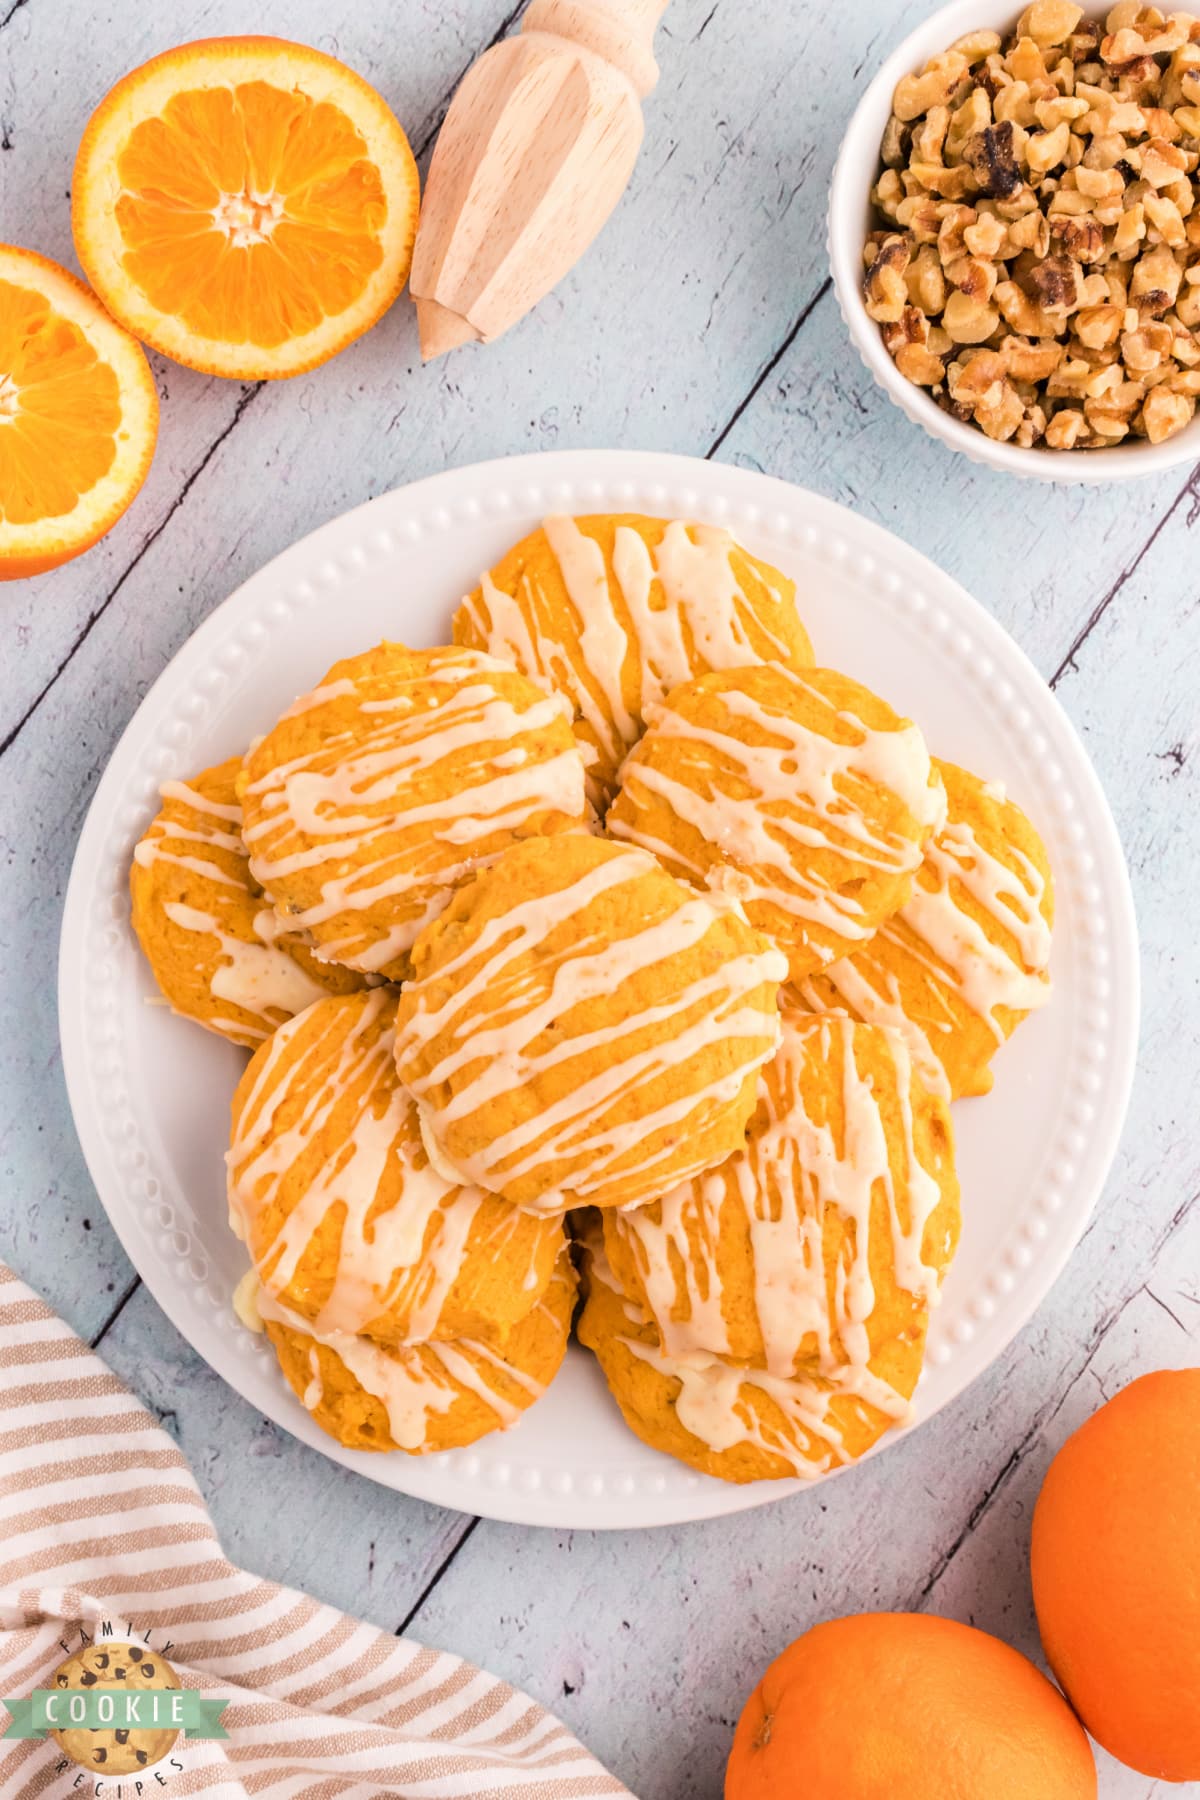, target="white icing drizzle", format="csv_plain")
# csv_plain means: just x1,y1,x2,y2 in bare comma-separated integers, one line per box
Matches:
614,1015,948,1384
279,678,358,720
590,1238,911,1482
163,902,331,1019
134,778,249,887
157,778,241,822
242,649,586,972
628,1334,911,1480
798,955,953,1101
798,806,1052,1091
135,846,246,888
135,766,340,1030
302,1349,323,1413
251,1276,547,1451
396,843,787,1212
544,515,638,758
227,990,492,1341
905,823,1052,1023
652,519,795,667
232,1266,263,1331
611,669,943,960
459,516,801,784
